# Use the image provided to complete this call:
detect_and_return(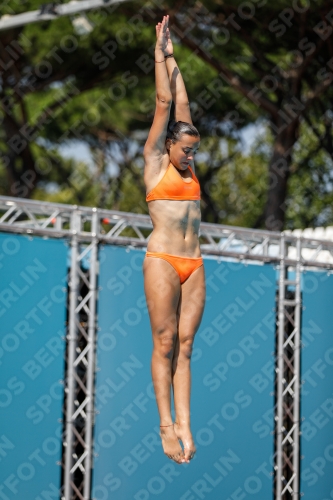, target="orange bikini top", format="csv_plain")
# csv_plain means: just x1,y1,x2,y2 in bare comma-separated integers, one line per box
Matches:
146,163,200,202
